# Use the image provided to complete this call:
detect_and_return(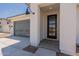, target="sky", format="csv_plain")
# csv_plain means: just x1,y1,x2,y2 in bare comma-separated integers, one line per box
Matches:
0,3,27,18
